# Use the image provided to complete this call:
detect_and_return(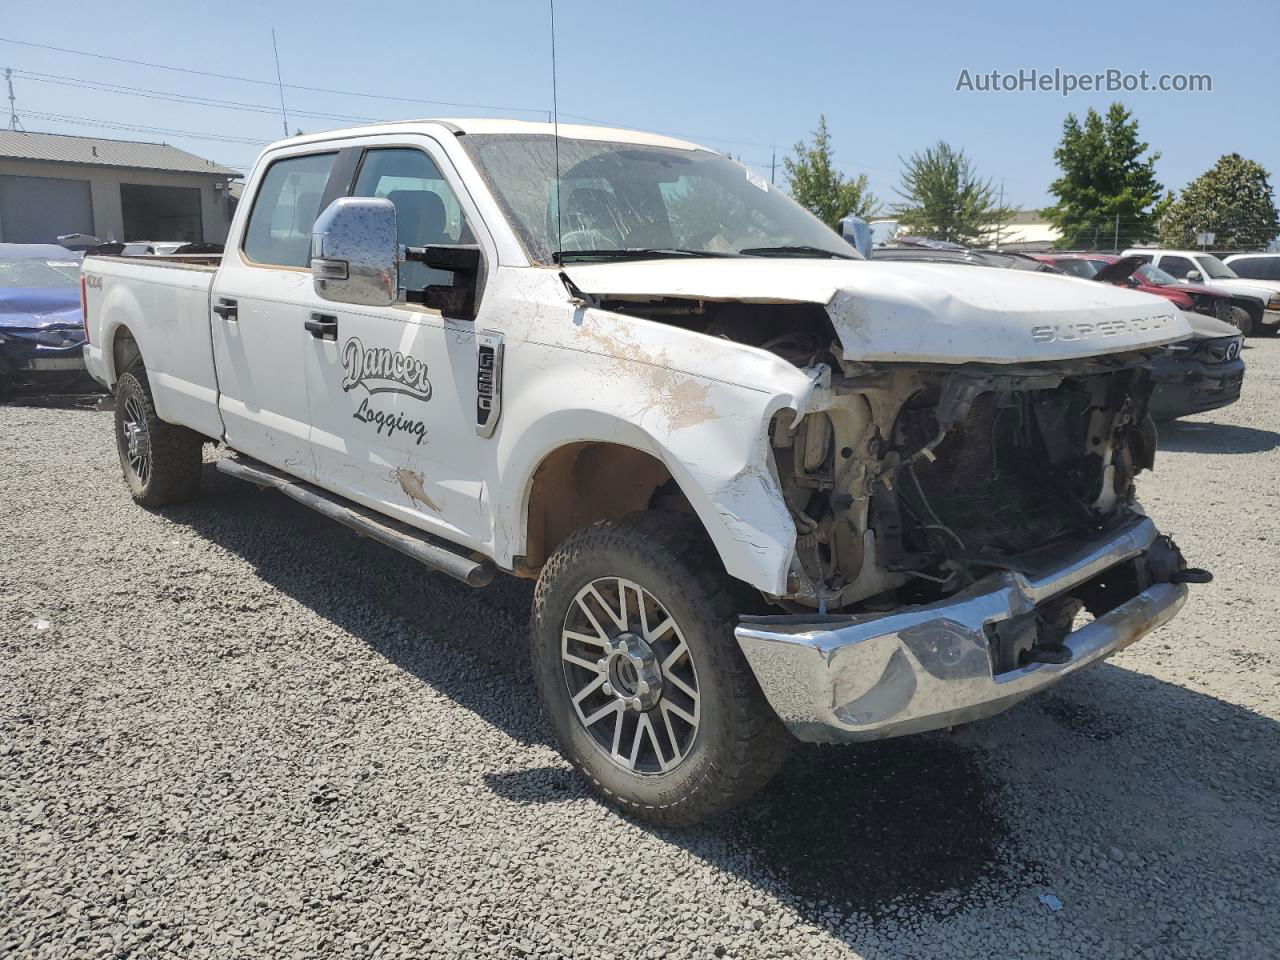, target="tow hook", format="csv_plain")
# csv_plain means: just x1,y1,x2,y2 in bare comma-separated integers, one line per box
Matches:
1145,534,1212,586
